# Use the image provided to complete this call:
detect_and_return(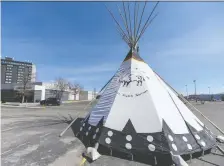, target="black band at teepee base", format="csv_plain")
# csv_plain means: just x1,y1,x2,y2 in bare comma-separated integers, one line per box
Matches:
71,117,214,165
